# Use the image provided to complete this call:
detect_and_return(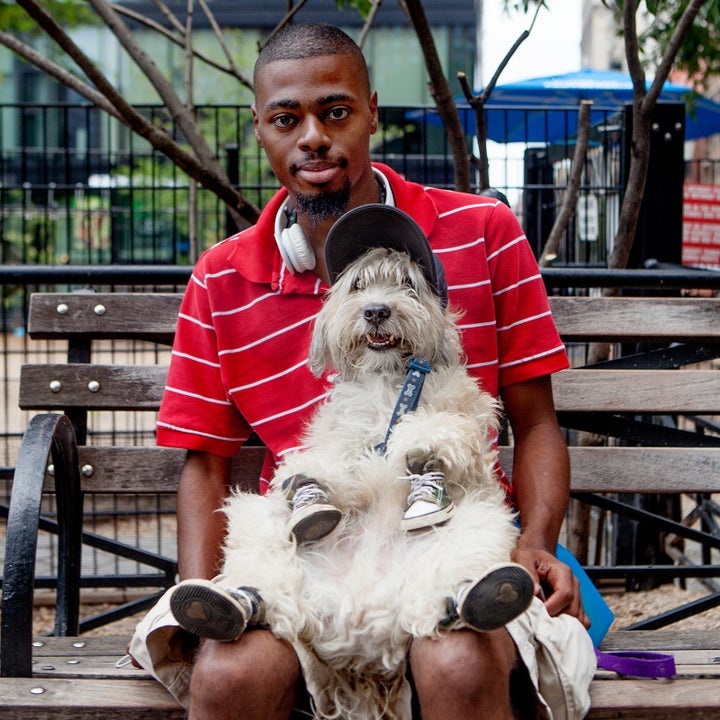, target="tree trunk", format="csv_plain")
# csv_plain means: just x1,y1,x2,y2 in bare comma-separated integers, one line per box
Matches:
399,0,470,192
